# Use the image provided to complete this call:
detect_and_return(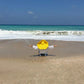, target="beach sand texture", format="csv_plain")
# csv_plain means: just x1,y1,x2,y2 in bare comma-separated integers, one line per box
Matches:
0,40,84,84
